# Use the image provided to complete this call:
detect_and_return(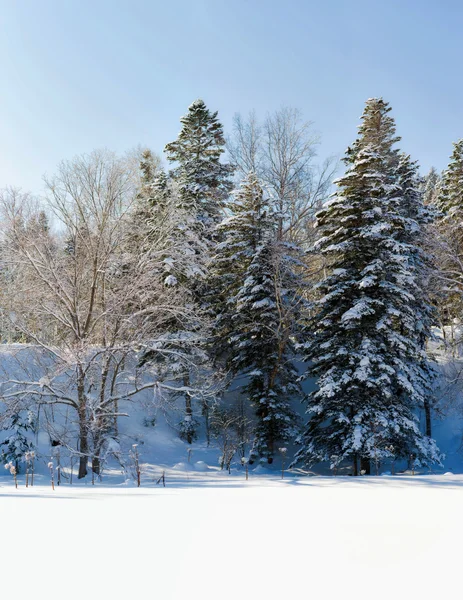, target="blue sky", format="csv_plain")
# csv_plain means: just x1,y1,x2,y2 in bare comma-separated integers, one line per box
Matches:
1,0,462,193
